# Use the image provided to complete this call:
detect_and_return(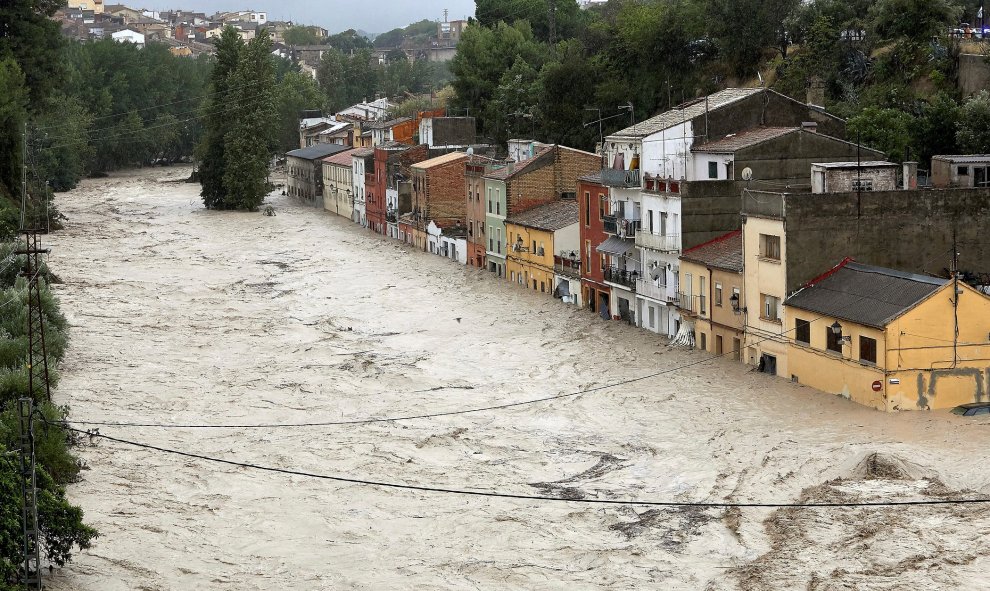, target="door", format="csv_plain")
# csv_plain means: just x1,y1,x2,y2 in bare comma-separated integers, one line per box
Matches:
732,338,741,361
759,353,777,375
715,335,723,355
599,292,610,320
